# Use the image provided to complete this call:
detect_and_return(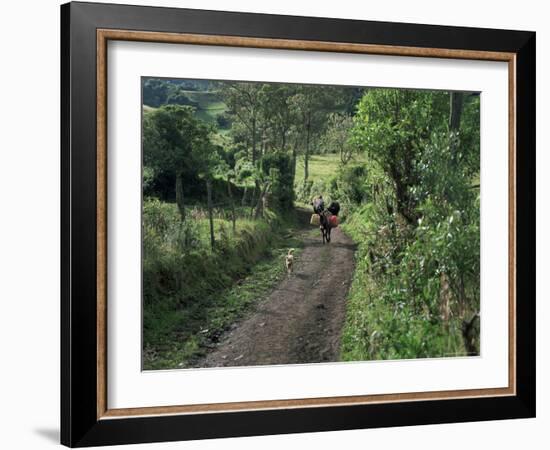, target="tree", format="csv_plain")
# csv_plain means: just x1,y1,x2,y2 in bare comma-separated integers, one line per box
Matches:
352,89,448,224
322,113,356,165
289,87,319,183
449,91,464,164
214,159,237,234
222,82,268,210
142,78,170,107
452,93,480,179
260,84,297,153
234,158,255,206
143,104,211,221
261,151,294,211
449,92,464,133
222,82,265,166
195,141,224,250
290,86,344,182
